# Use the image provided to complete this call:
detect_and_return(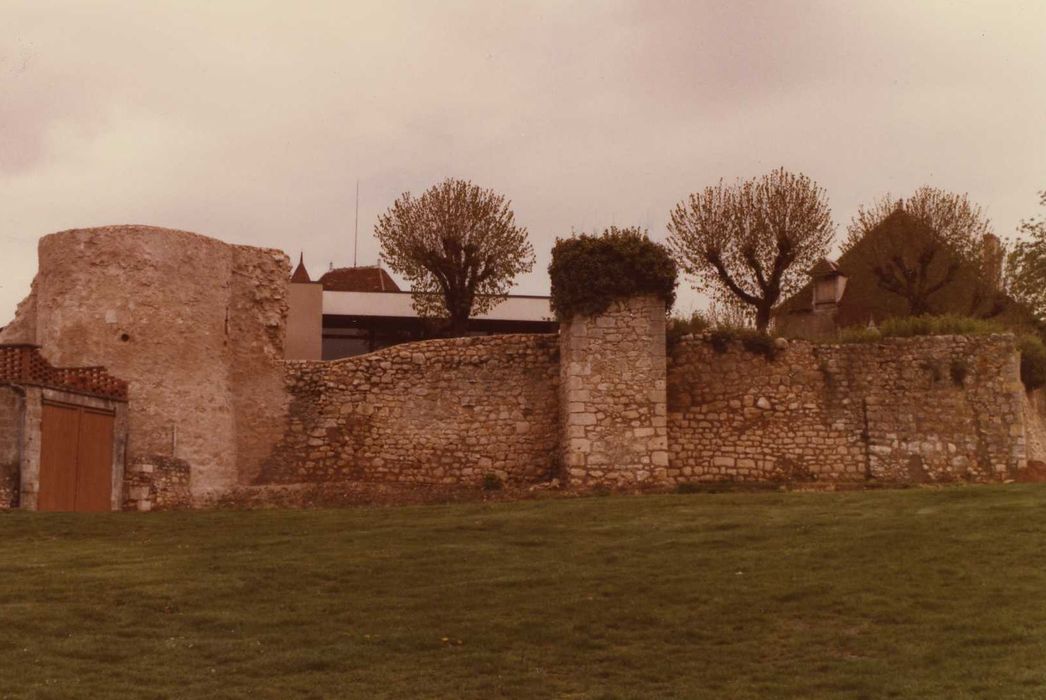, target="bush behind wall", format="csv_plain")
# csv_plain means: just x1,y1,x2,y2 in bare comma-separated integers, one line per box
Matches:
549,226,677,321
